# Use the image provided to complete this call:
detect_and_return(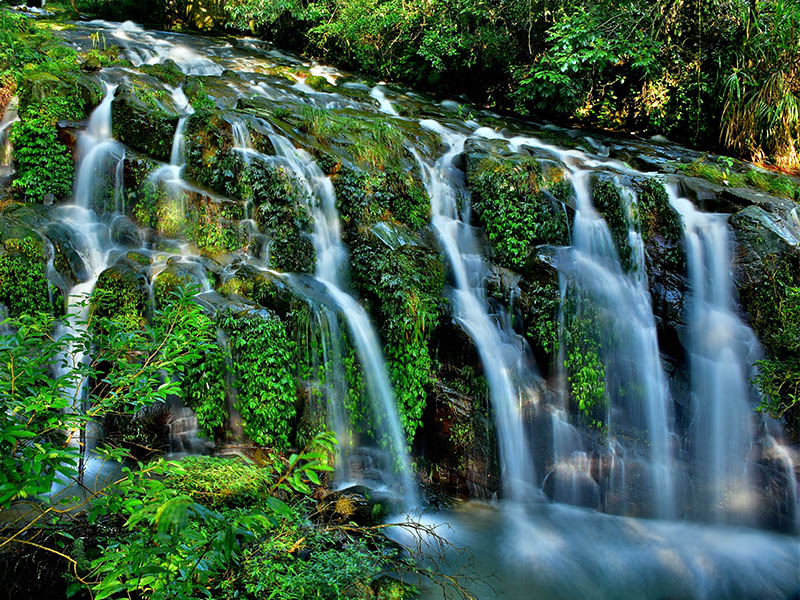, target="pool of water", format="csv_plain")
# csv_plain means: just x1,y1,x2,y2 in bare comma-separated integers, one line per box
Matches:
392,501,799,600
